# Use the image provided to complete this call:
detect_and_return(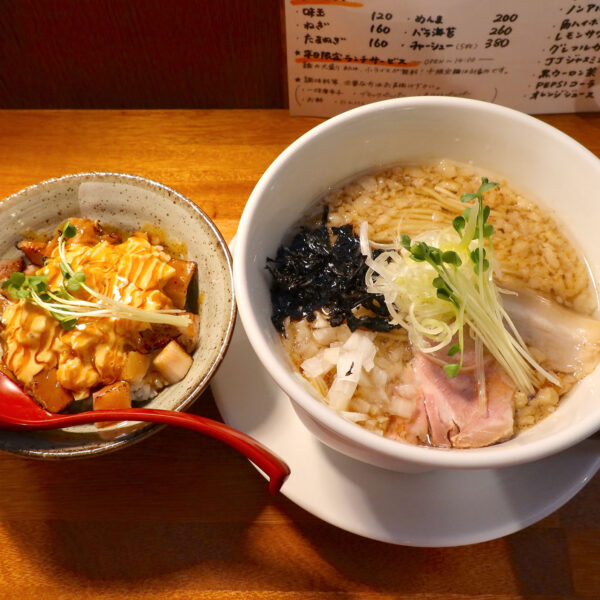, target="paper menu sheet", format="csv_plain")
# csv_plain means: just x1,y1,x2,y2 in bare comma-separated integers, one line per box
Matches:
284,0,600,117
